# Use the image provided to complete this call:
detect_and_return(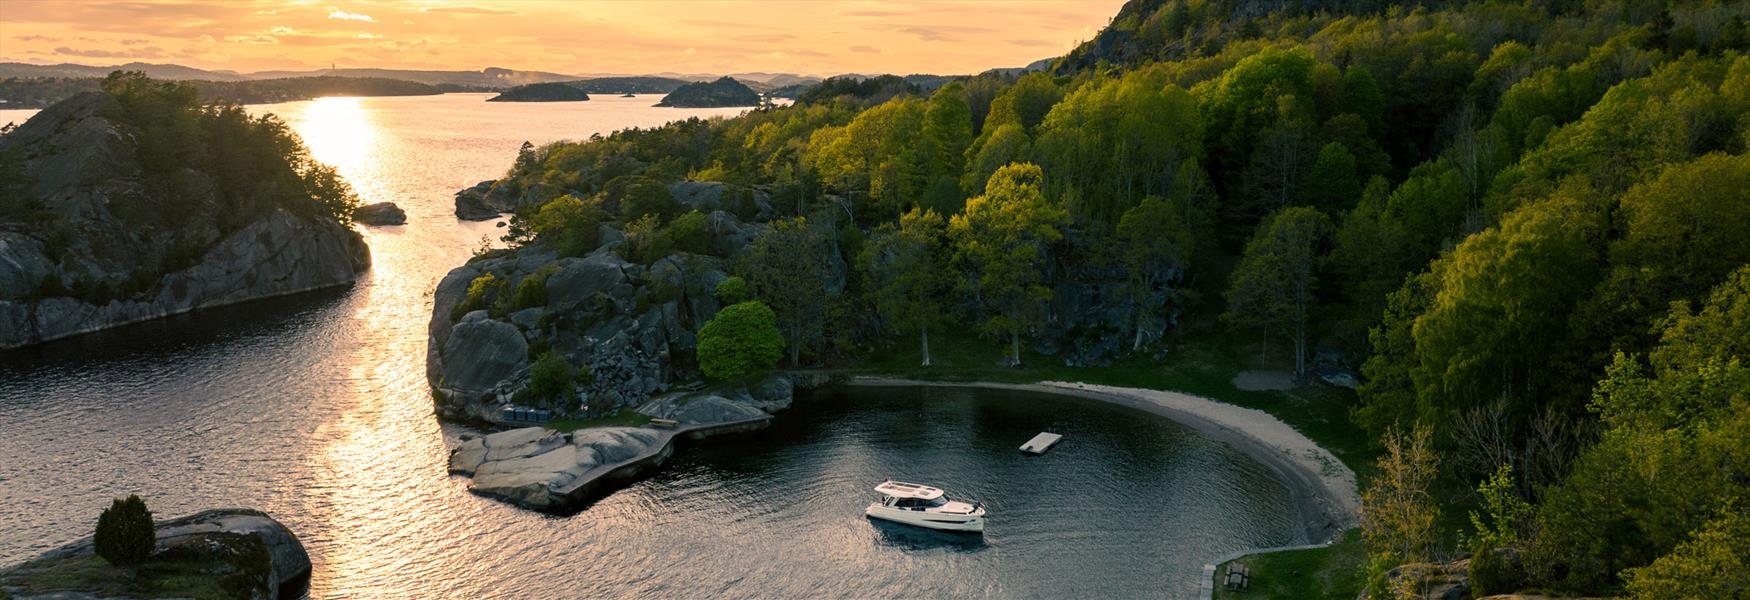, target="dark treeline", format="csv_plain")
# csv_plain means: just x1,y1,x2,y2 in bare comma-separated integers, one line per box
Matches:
0,74,443,108
477,1,1747,596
